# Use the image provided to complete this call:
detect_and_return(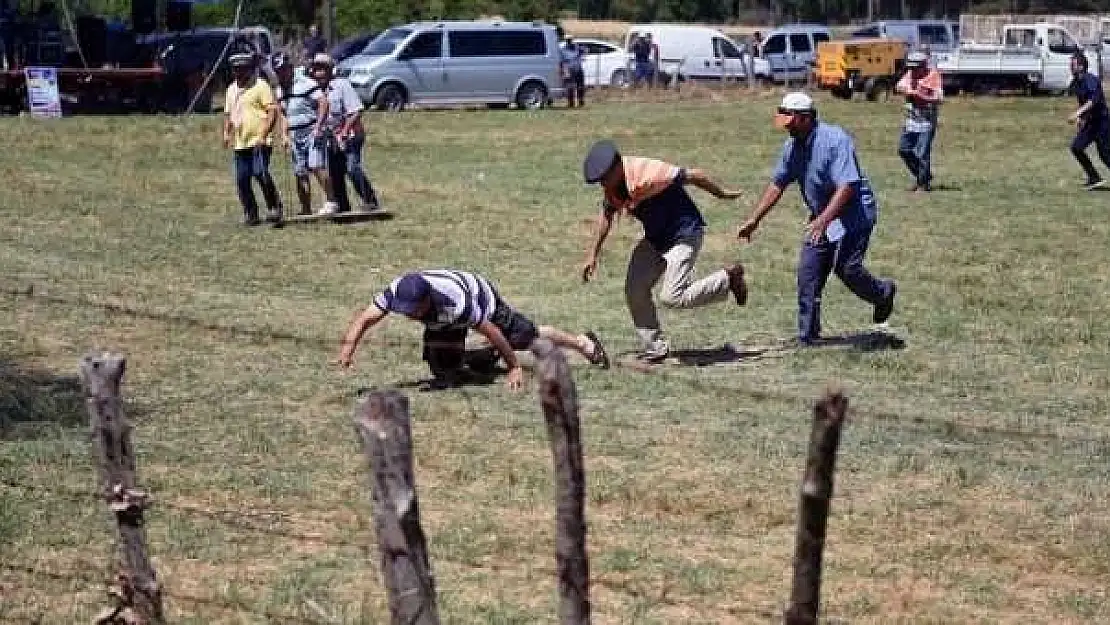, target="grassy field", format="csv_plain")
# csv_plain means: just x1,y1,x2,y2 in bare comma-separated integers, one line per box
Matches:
1,88,1109,624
